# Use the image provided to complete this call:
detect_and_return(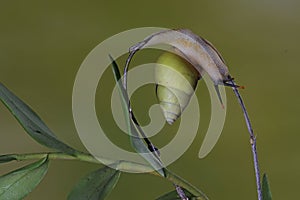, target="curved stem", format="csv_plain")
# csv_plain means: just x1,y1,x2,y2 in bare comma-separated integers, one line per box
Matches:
229,78,262,200
0,152,154,173
0,151,208,200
